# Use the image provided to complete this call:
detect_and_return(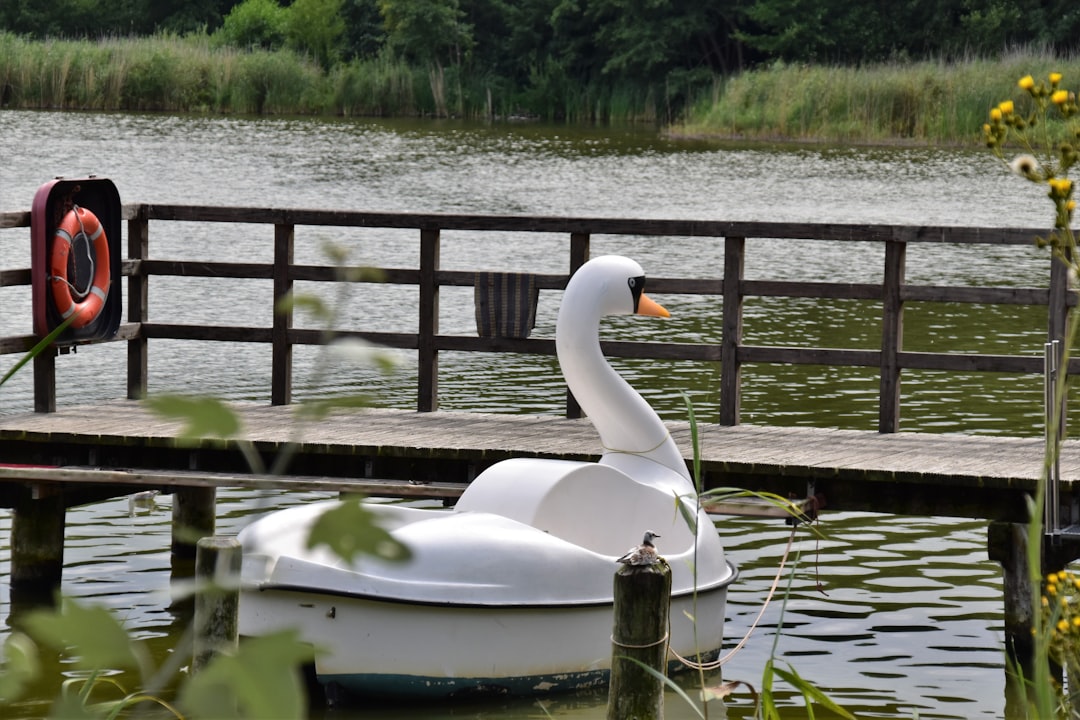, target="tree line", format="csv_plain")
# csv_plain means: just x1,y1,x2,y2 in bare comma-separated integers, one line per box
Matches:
3,0,1079,120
